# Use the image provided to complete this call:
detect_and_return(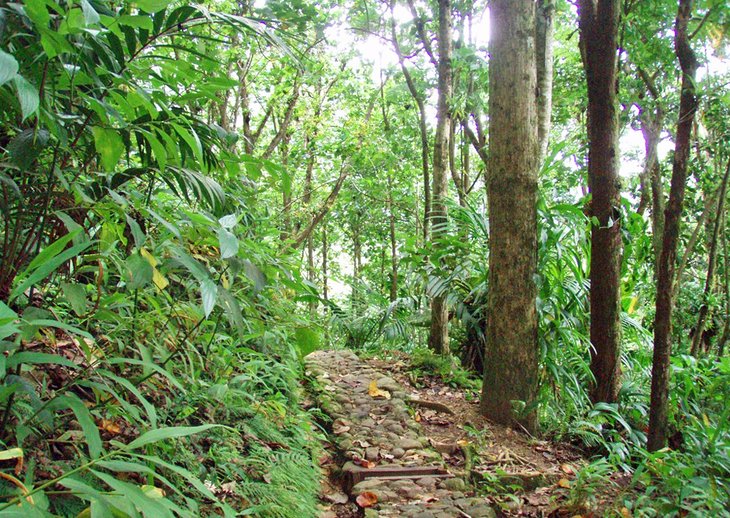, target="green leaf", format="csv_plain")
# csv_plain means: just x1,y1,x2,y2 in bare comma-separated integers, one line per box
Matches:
10,238,92,302
99,370,157,427
125,253,153,290
200,279,217,317
80,0,100,25
6,352,79,370
55,393,103,459
8,128,50,168
91,126,125,172
89,470,172,517
118,15,153,30
61,282,87,316
243,260,266,294
13,76,39,121
124,424,220,450
170,122,202,164
0,50,18,86
217,228,238,259
136,0,173,13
